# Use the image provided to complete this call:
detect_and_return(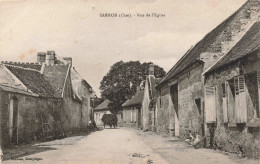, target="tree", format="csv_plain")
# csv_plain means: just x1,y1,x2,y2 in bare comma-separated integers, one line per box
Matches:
99,61,166,113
